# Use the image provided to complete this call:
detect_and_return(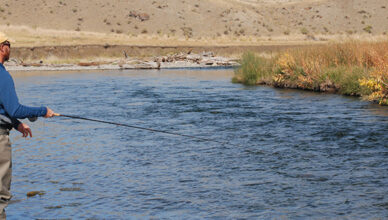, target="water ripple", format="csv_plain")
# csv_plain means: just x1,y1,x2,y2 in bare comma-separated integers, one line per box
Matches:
6,69,388,219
